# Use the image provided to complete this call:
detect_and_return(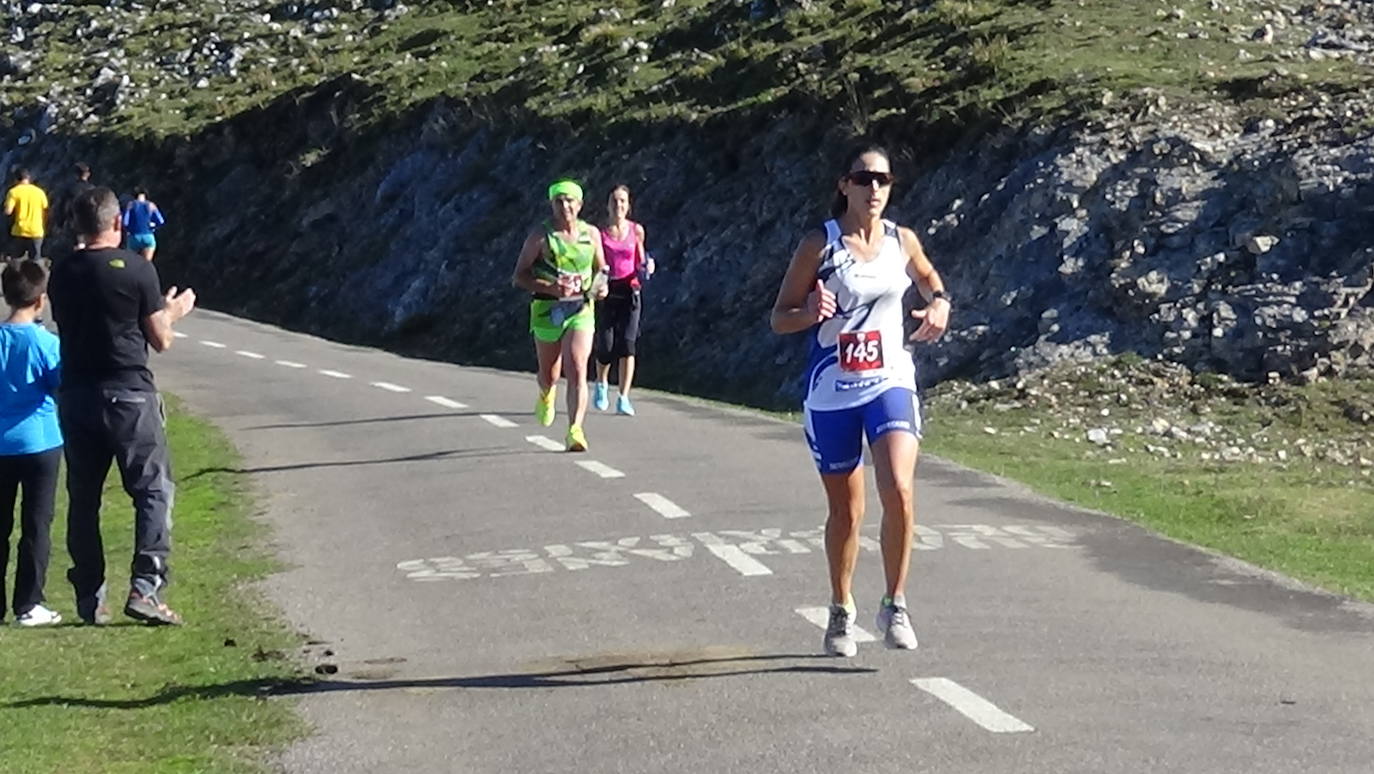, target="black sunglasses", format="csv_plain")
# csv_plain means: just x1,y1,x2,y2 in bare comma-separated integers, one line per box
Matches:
845,171,895,187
